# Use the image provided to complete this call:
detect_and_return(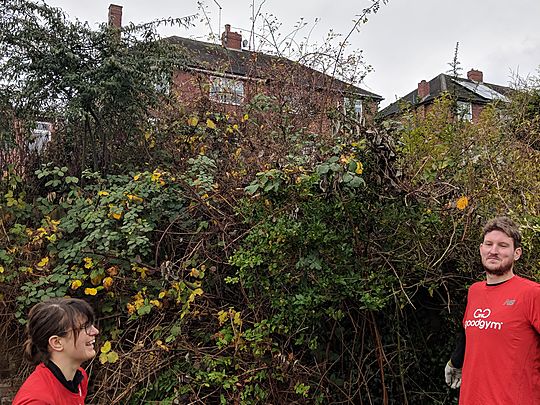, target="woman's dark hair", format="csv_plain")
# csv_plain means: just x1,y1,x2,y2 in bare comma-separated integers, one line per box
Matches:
23,298,95,365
